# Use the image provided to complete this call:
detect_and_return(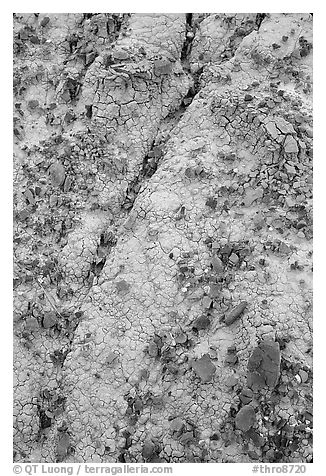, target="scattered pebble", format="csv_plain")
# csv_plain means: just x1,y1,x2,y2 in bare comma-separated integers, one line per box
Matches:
225,301,247,326
235,405,256,431
192,354,216,382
